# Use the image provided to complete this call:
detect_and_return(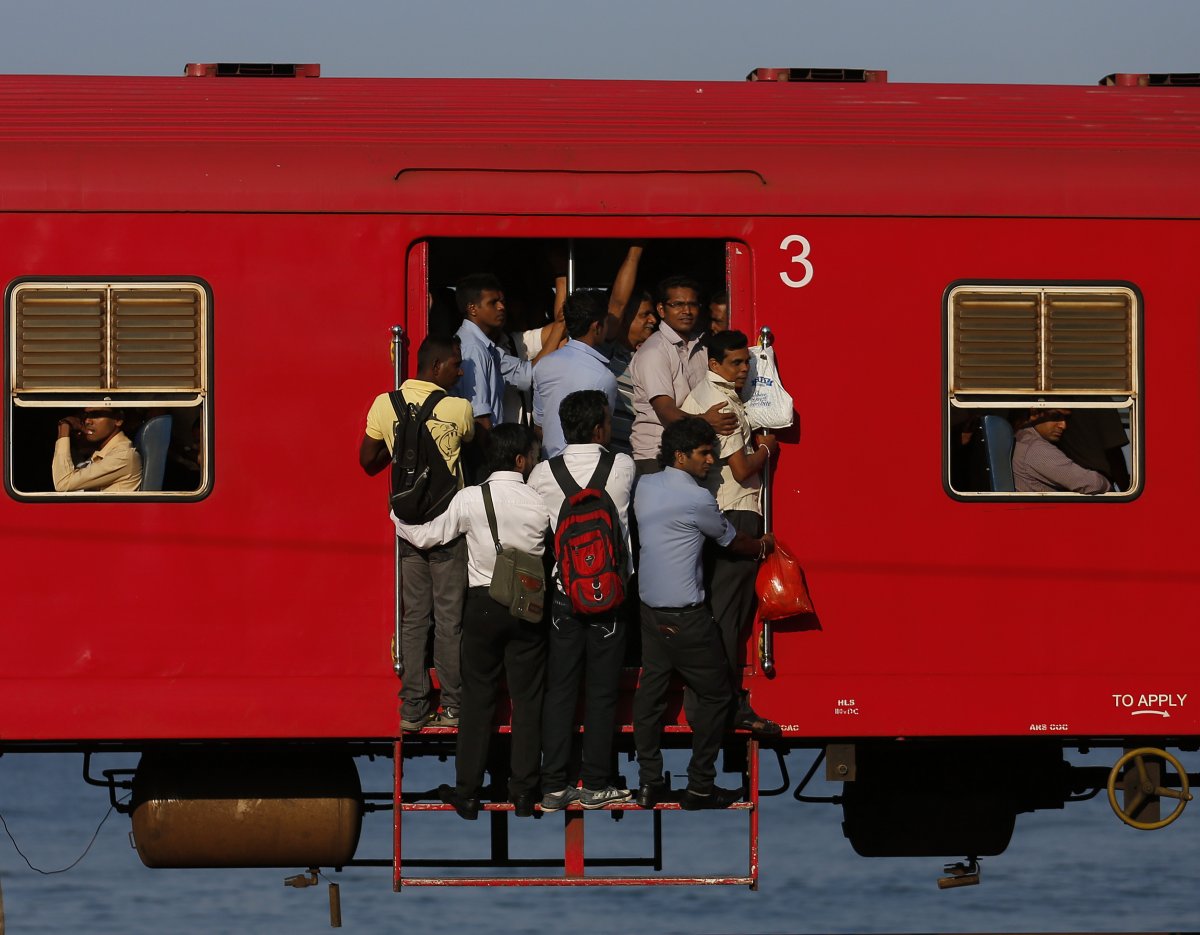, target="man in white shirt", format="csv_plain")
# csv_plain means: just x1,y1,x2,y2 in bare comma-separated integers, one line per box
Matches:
682,330,780,737
528,390,635,811
393,423,549,820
